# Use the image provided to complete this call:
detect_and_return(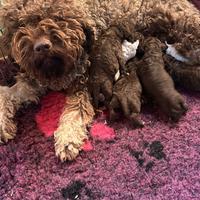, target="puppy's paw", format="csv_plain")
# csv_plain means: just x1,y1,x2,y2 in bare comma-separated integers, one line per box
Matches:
89,72,113,108
162,94,188,122
129,113,145,128
0,87,17,143
109,95,144,128
170,99,188,122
